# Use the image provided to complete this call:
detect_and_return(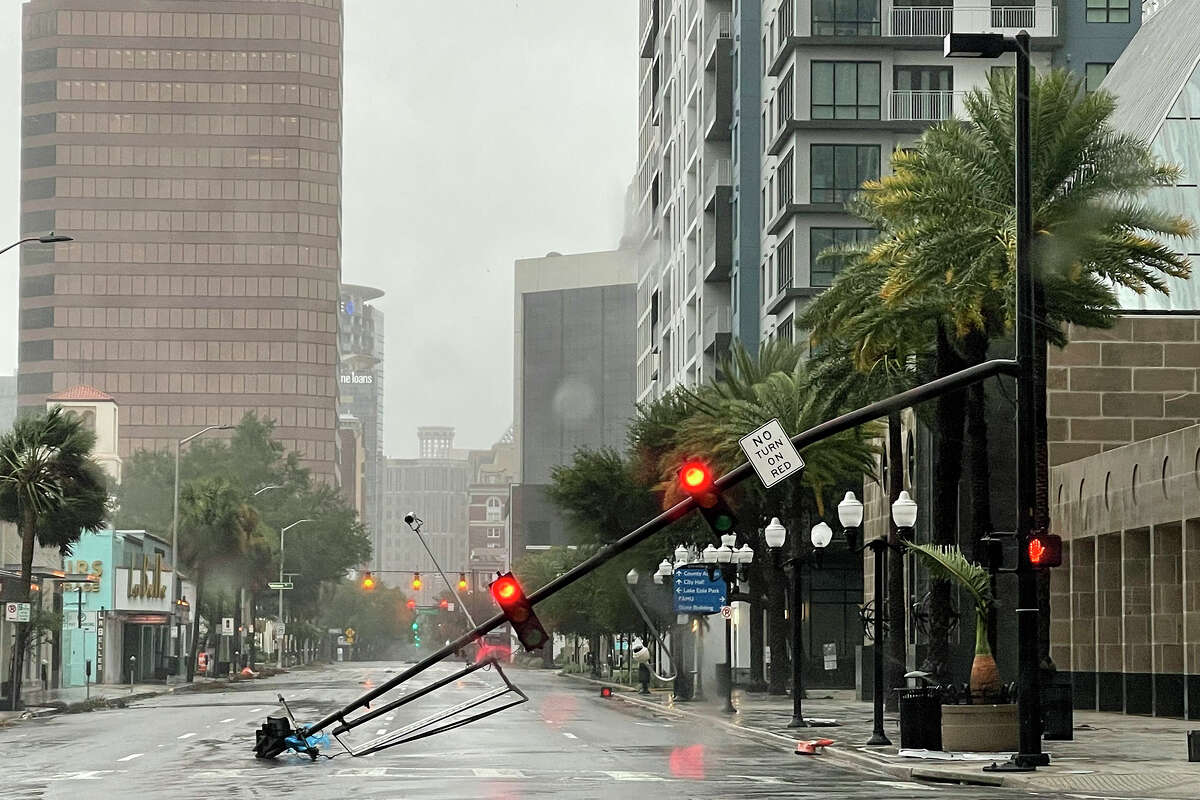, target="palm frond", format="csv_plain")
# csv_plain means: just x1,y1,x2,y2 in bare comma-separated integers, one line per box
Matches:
903,542,993,617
